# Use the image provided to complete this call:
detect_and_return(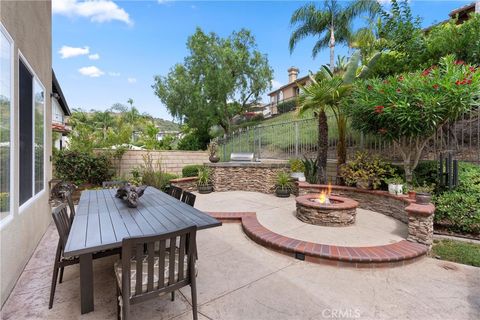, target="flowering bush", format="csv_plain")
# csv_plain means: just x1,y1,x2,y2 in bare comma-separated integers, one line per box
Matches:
348,55,480,181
